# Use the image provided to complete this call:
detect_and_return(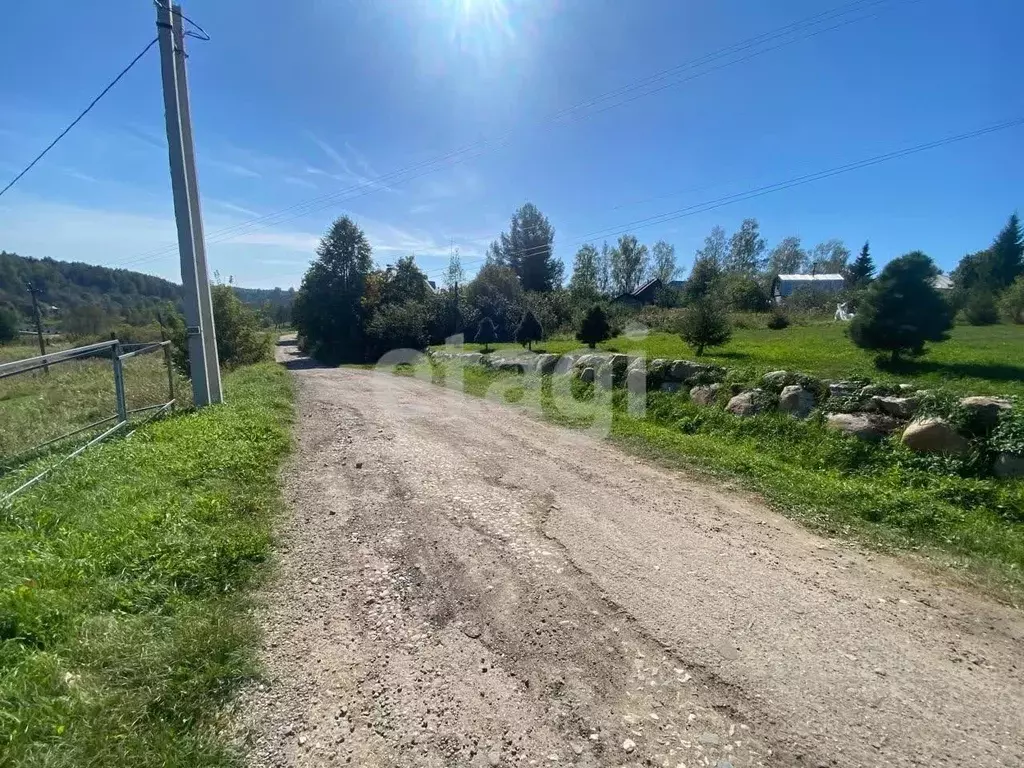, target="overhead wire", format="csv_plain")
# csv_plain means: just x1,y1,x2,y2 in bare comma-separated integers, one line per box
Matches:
417,116,1024,279
111,0,902,270
0,38,159,199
